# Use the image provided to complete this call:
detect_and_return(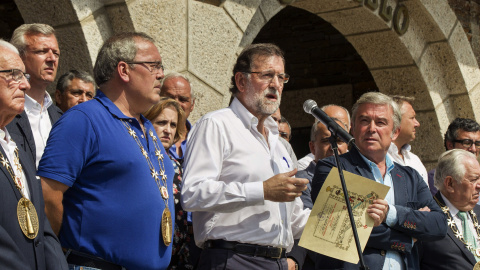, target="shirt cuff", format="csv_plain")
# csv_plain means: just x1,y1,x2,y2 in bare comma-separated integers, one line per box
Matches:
385,204,398,227
244,181,265,205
